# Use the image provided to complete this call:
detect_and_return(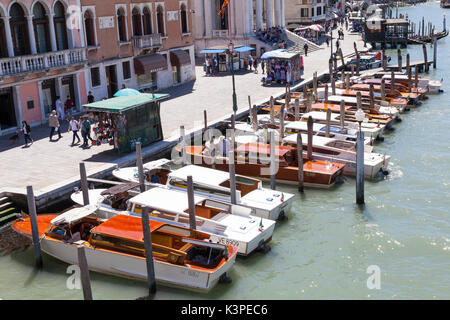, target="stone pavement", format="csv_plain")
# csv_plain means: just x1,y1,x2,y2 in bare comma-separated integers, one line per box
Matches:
0,27,368,195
